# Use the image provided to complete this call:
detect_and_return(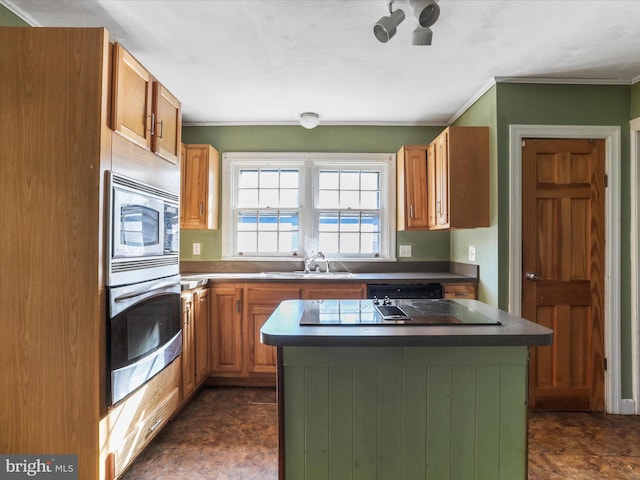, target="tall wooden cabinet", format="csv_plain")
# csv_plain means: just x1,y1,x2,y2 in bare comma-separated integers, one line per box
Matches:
181,288,210,402
0,27,182,480
181,144,220,230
